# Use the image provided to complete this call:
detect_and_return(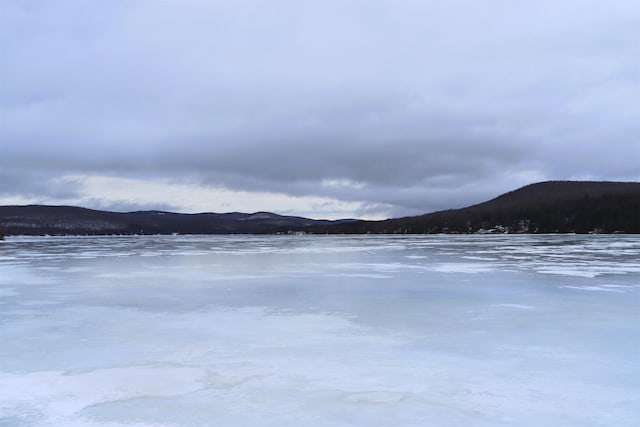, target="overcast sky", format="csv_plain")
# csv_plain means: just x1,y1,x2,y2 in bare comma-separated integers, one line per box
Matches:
1,0,639,219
